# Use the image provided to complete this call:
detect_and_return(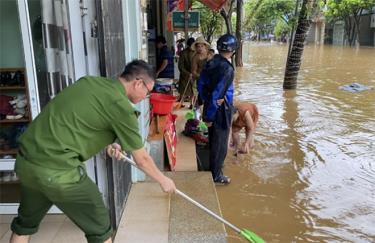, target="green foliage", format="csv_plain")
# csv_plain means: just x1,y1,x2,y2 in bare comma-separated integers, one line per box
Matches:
244,0,295,35
325,0,375,22
192,1,223,43
274,20,291,39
